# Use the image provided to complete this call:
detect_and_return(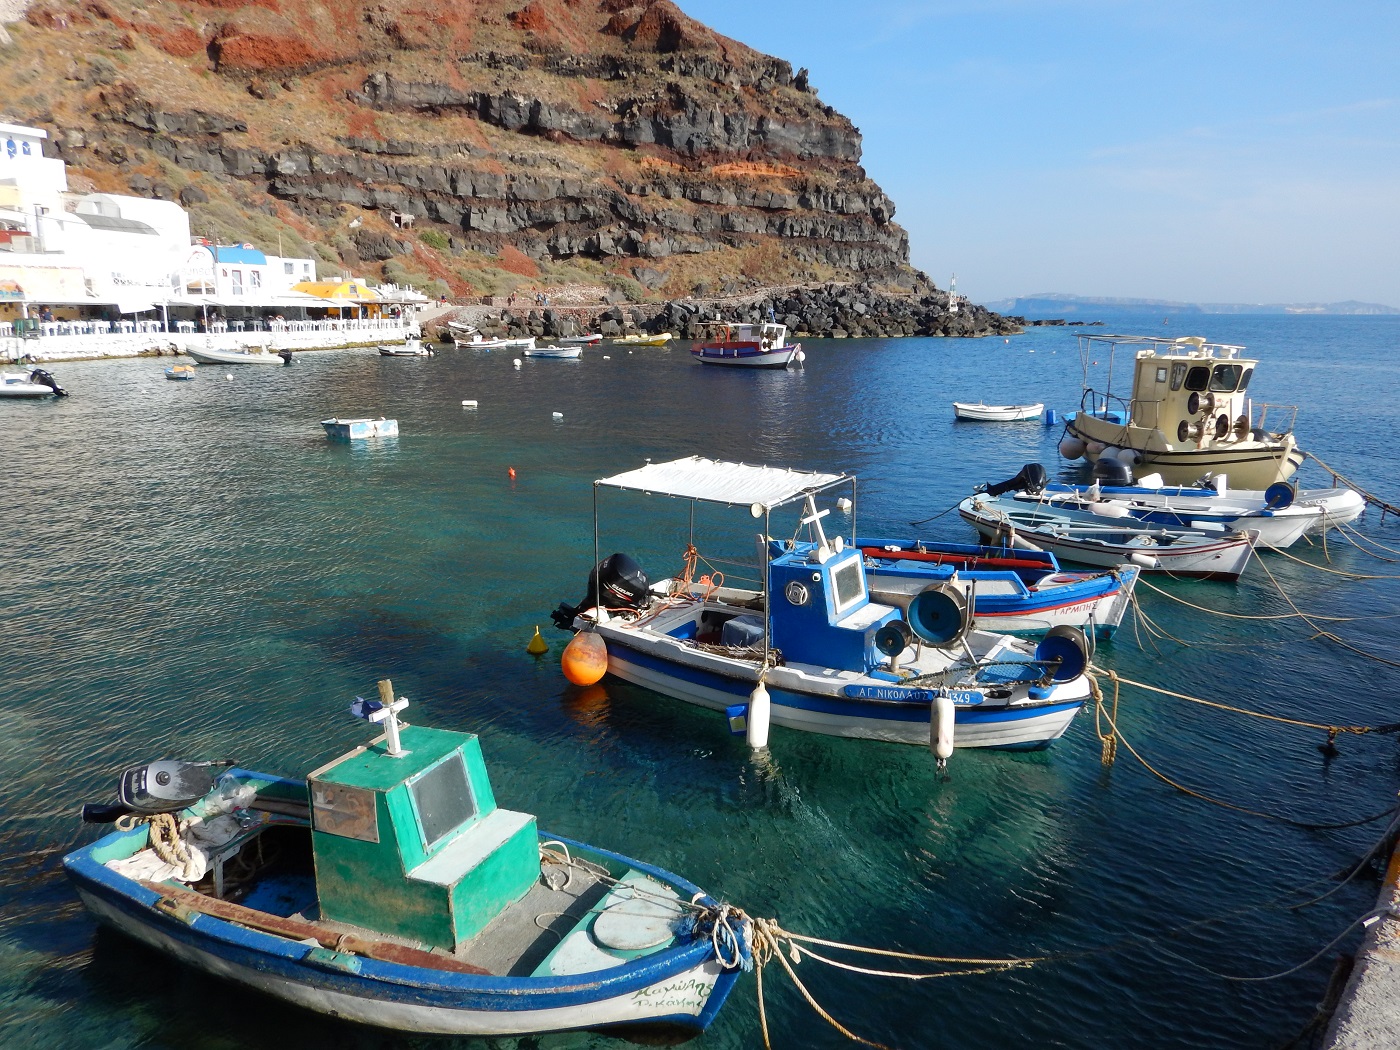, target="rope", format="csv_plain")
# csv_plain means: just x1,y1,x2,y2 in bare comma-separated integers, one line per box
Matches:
1136,576,1400,624
1304,450,1400,517
909,501,960,527
1089,673,1118,766
1267,542,1400,580
1089,665,1397,737
1253,555,1400,670
1089,675,1400,830
1337,519,1400,560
